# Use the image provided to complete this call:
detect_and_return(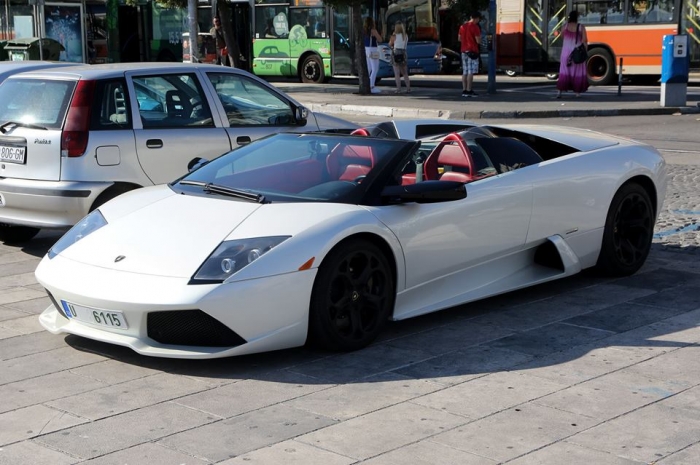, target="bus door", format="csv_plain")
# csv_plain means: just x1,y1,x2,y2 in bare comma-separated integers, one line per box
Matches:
332,5,353,75
253,4,293,77
523,0,567,74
